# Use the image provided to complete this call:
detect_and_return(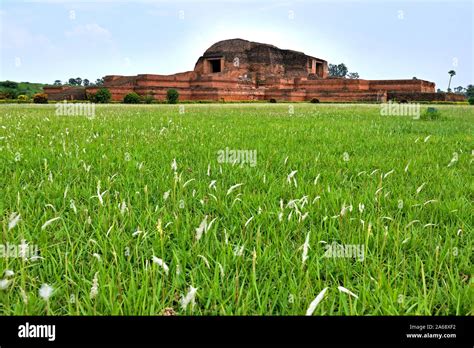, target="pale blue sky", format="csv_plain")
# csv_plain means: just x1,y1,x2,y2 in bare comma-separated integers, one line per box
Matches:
1,0,472,90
